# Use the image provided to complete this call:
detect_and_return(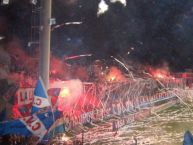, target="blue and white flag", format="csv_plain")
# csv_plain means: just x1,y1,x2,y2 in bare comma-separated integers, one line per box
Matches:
0,111,61,139
43,117,65,141
31,77,50,114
